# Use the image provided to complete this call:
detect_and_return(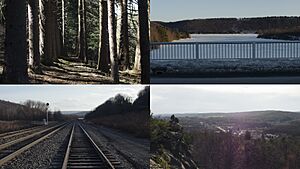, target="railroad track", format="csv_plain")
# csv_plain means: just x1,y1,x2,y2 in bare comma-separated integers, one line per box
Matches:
0,124,59,145
50,122,123,169
0,123,67,166
0,125,43,138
